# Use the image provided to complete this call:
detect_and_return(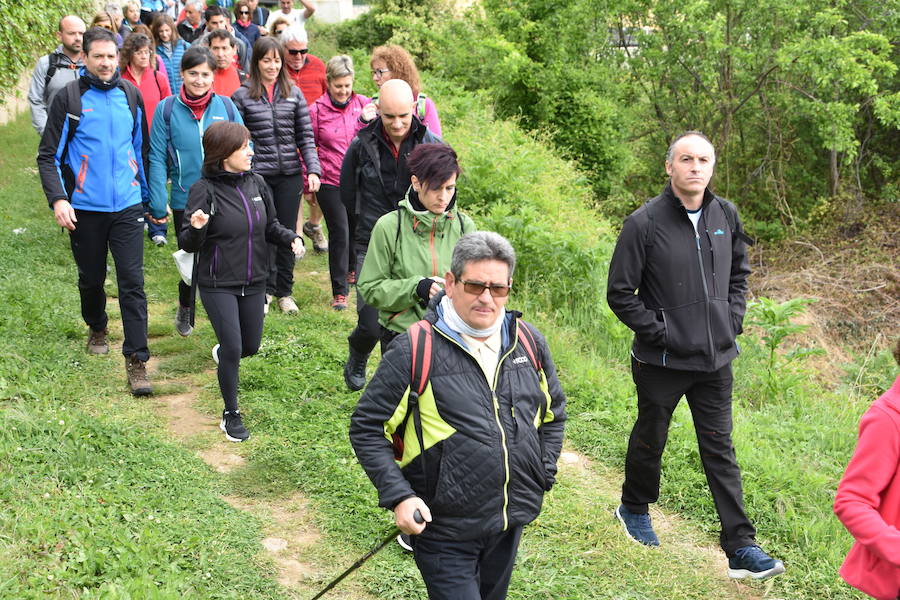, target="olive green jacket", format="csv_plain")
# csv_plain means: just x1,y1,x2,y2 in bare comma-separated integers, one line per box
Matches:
358,192,475,333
